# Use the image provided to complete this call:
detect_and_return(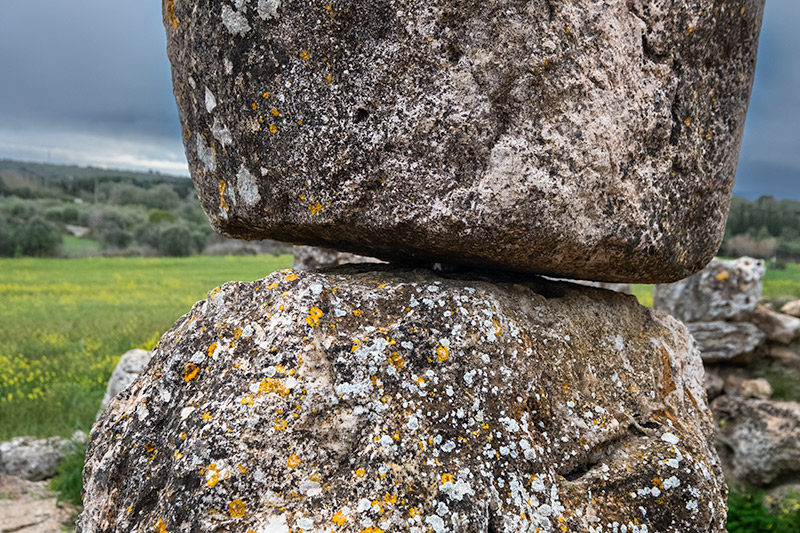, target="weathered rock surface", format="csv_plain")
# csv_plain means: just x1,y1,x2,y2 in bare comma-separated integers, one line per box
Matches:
780,299,800,318
654,257,766,322
81,267,725,532
101,348,153,410
736,378,772,400
0,432,85,482
686,321,765,363
751,305,800,345
712,396,800,486
293,245,383,271
164,0,765,283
